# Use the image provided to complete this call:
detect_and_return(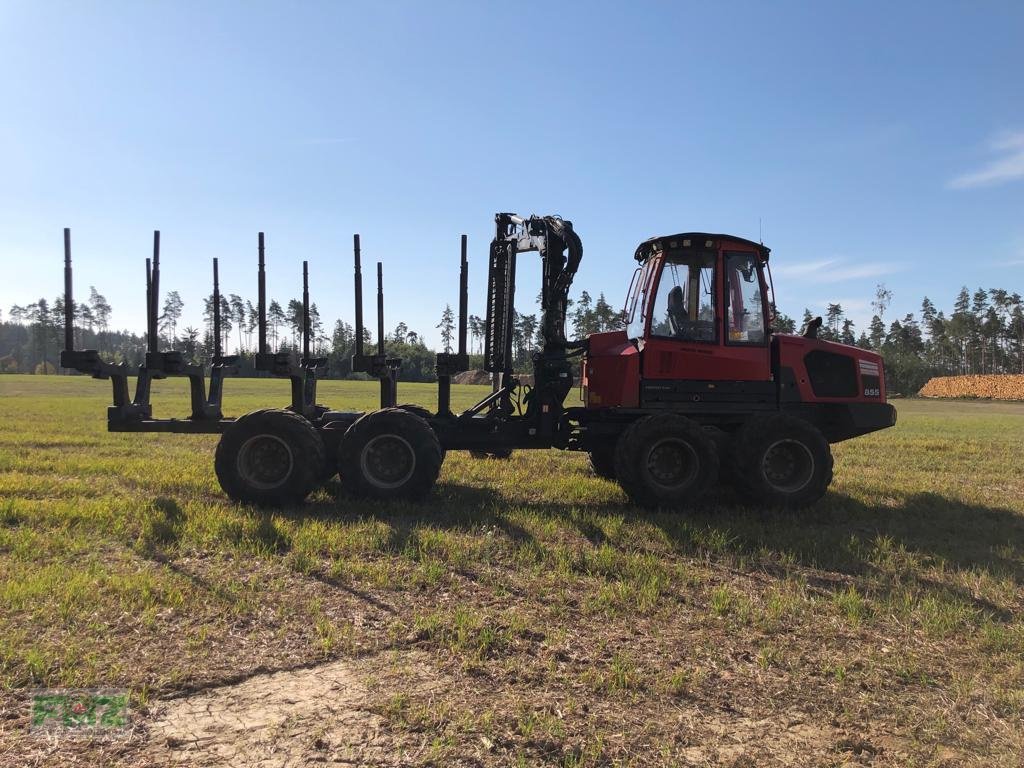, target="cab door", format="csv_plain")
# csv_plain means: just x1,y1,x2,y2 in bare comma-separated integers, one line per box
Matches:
717,248,771,381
